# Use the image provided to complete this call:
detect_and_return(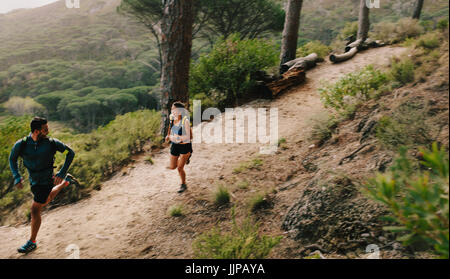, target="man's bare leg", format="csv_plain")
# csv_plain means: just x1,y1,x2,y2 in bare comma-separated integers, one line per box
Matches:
42,180,69,207
29,180,69,242
30,202,43,243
